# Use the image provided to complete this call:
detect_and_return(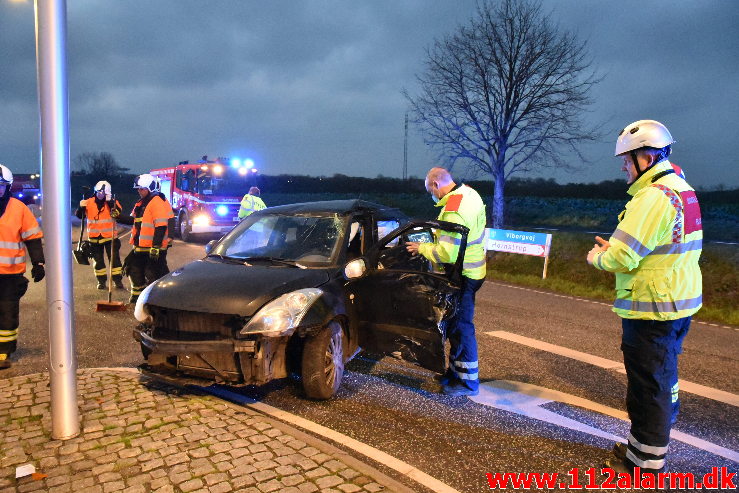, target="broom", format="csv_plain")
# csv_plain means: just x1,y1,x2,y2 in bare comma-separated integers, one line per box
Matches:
96,196,127,311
